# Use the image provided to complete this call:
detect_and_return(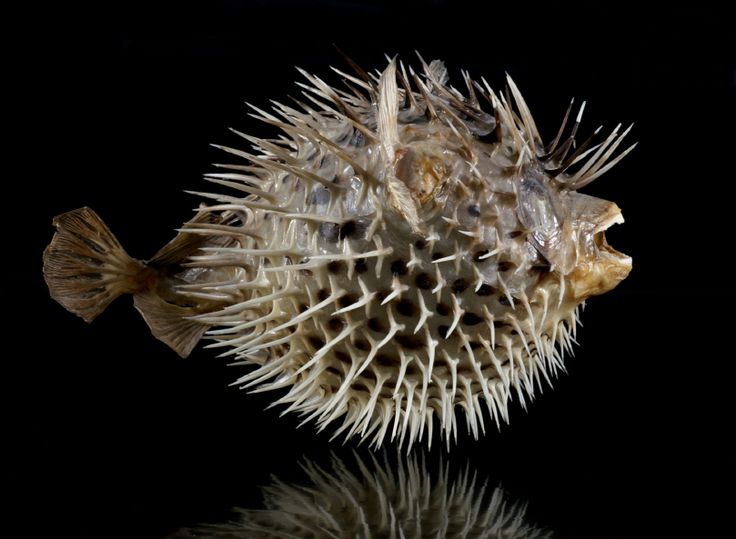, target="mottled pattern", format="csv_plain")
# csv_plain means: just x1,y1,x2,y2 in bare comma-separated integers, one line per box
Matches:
181,56,633,448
